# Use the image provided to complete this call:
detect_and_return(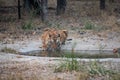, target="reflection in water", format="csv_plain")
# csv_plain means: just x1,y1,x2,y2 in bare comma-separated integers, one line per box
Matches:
20,50,119,58
20,50,62,57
